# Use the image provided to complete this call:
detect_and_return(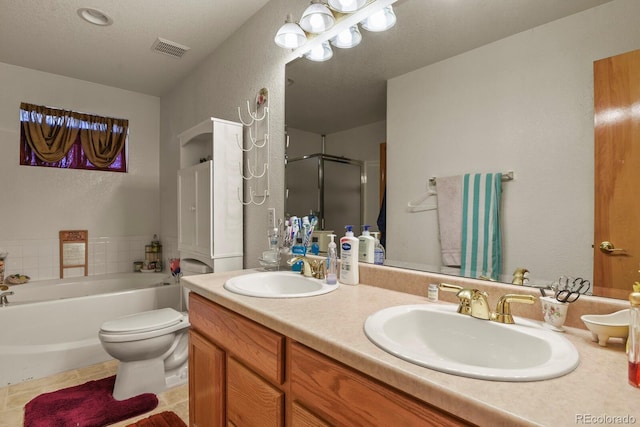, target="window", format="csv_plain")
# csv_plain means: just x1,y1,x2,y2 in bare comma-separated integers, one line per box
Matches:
19,102,128,172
